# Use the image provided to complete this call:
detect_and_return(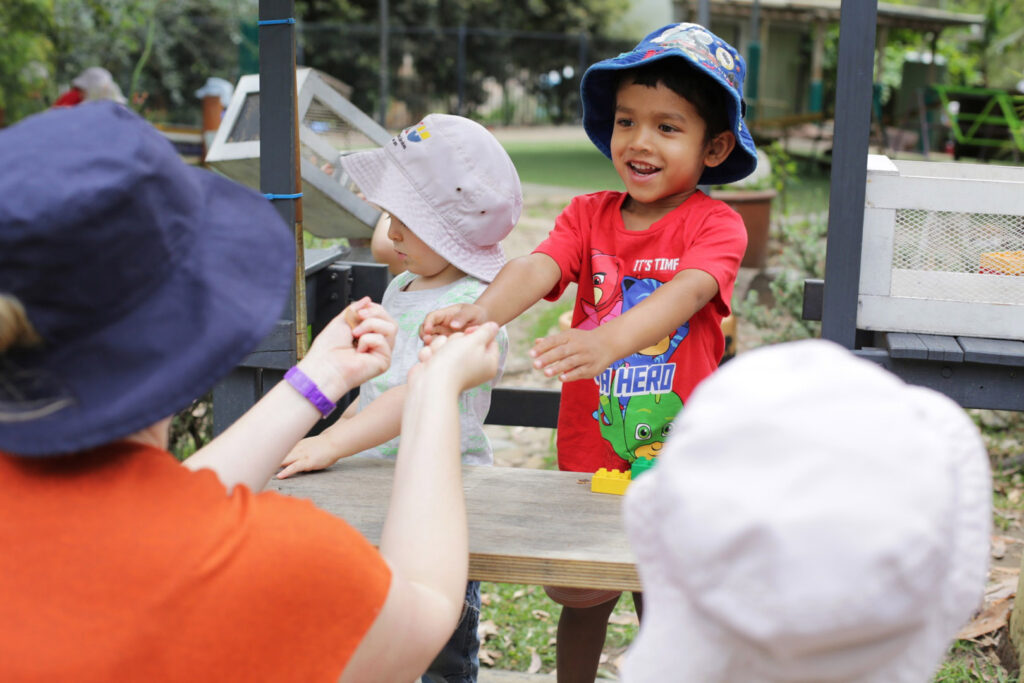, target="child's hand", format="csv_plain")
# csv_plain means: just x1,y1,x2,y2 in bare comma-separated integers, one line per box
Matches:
419,304,489,344
299,297,397,397
276,435,337,479
412,322,501,392
529,328,615,382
